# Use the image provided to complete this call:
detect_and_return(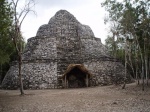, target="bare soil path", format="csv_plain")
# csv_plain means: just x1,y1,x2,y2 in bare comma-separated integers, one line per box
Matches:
0,83,150,112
